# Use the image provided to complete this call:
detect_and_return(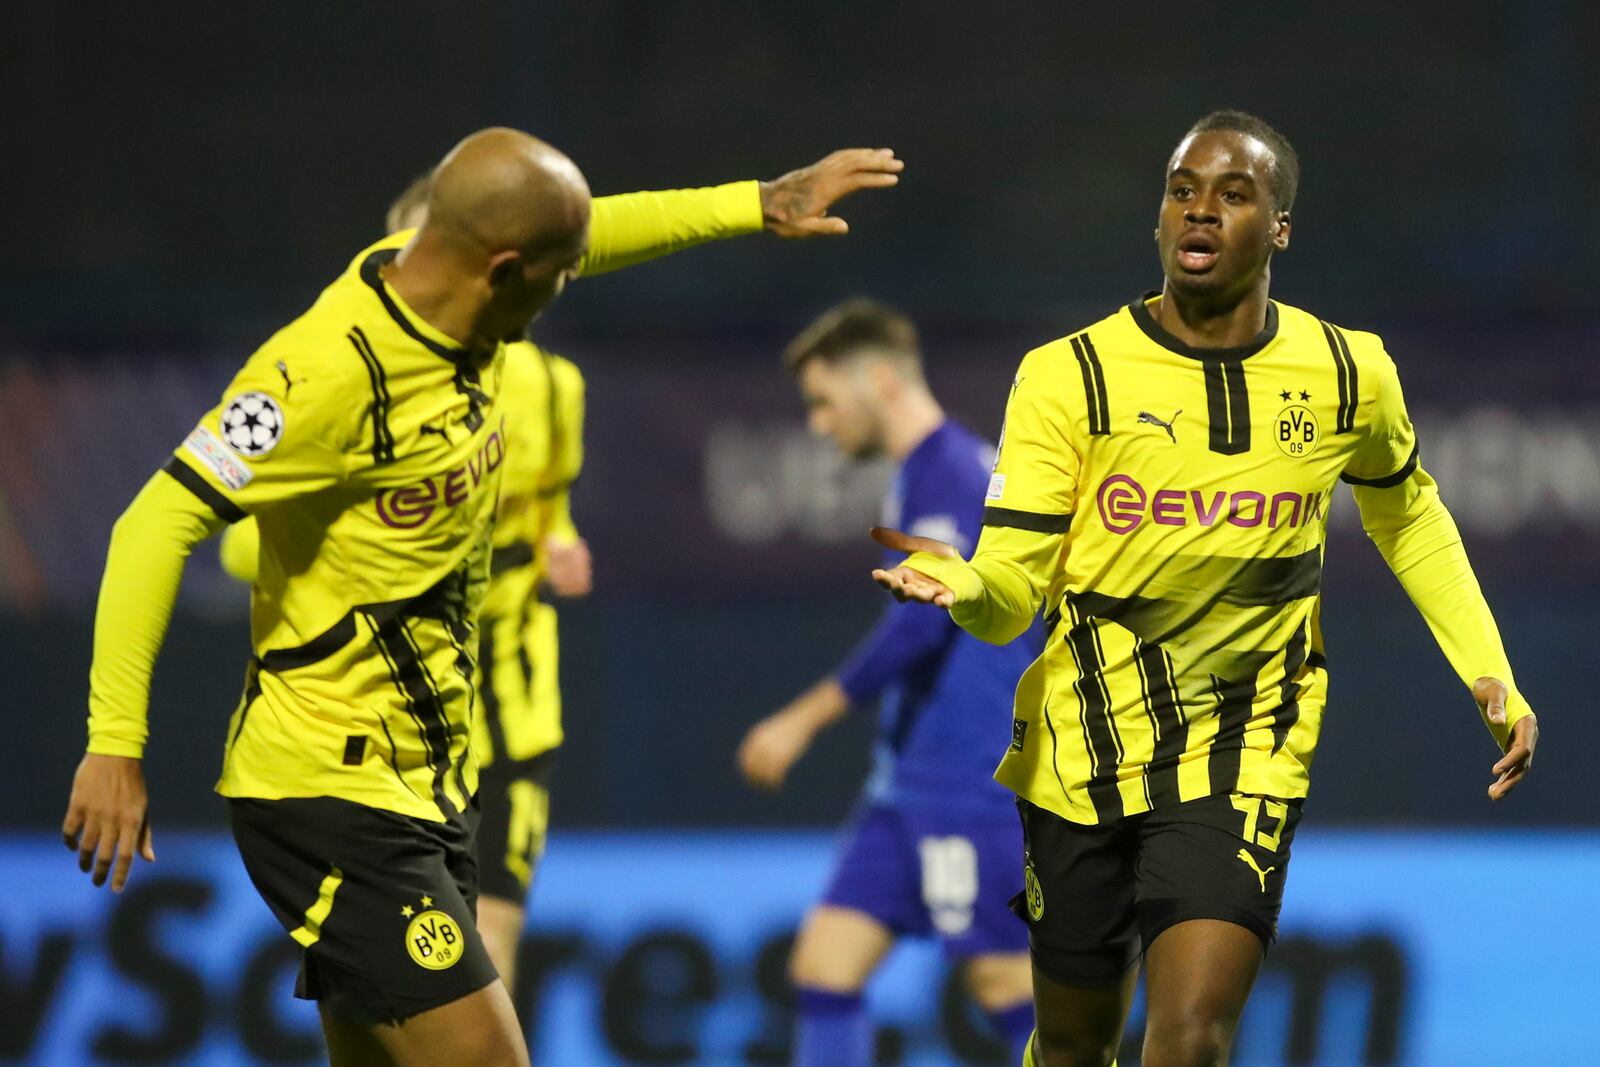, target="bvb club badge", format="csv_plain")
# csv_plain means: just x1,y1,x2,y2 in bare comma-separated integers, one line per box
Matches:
401,896,463,970
1274,395,1319,458
1023,861,1045,922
